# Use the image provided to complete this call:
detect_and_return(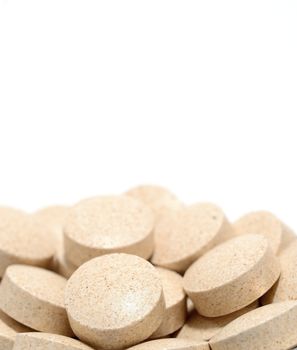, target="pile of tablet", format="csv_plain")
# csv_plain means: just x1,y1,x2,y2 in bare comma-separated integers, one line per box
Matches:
0,185,297,350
